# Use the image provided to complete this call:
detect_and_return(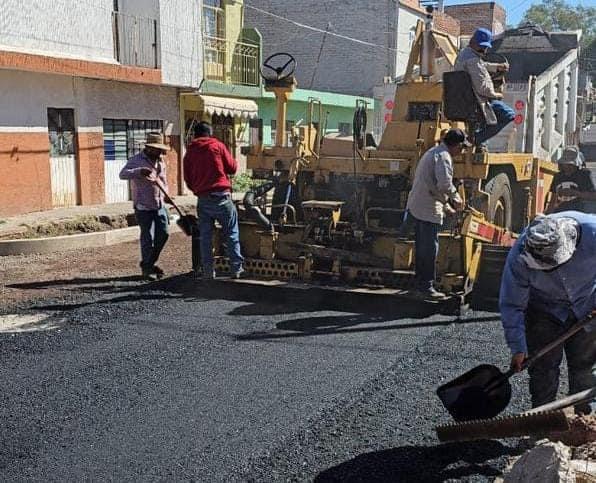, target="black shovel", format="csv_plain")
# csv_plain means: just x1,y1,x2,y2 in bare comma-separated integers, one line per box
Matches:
155,182,197,236
437,314,594,422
